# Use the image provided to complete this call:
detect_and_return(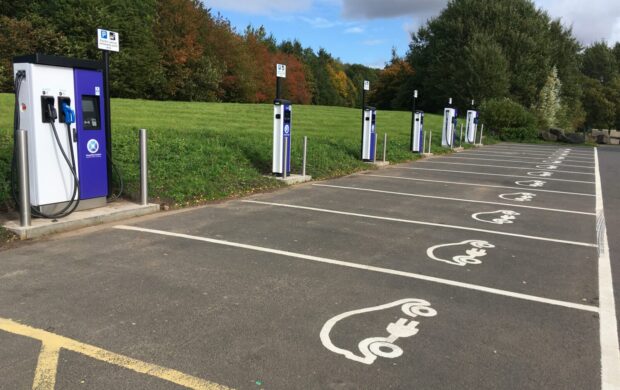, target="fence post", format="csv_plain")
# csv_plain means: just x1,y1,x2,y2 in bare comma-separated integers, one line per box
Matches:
302,136,308,177
383,133,387,162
